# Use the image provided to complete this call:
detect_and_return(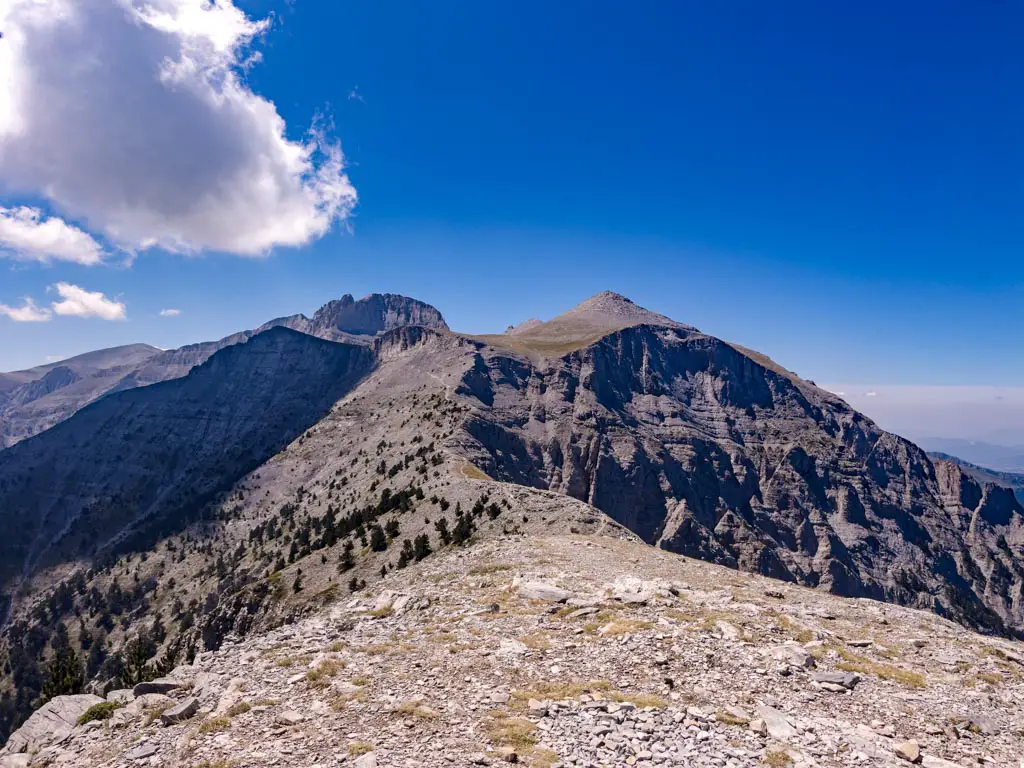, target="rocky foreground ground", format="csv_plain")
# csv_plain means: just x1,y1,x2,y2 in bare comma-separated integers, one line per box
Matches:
4,533,1023,768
